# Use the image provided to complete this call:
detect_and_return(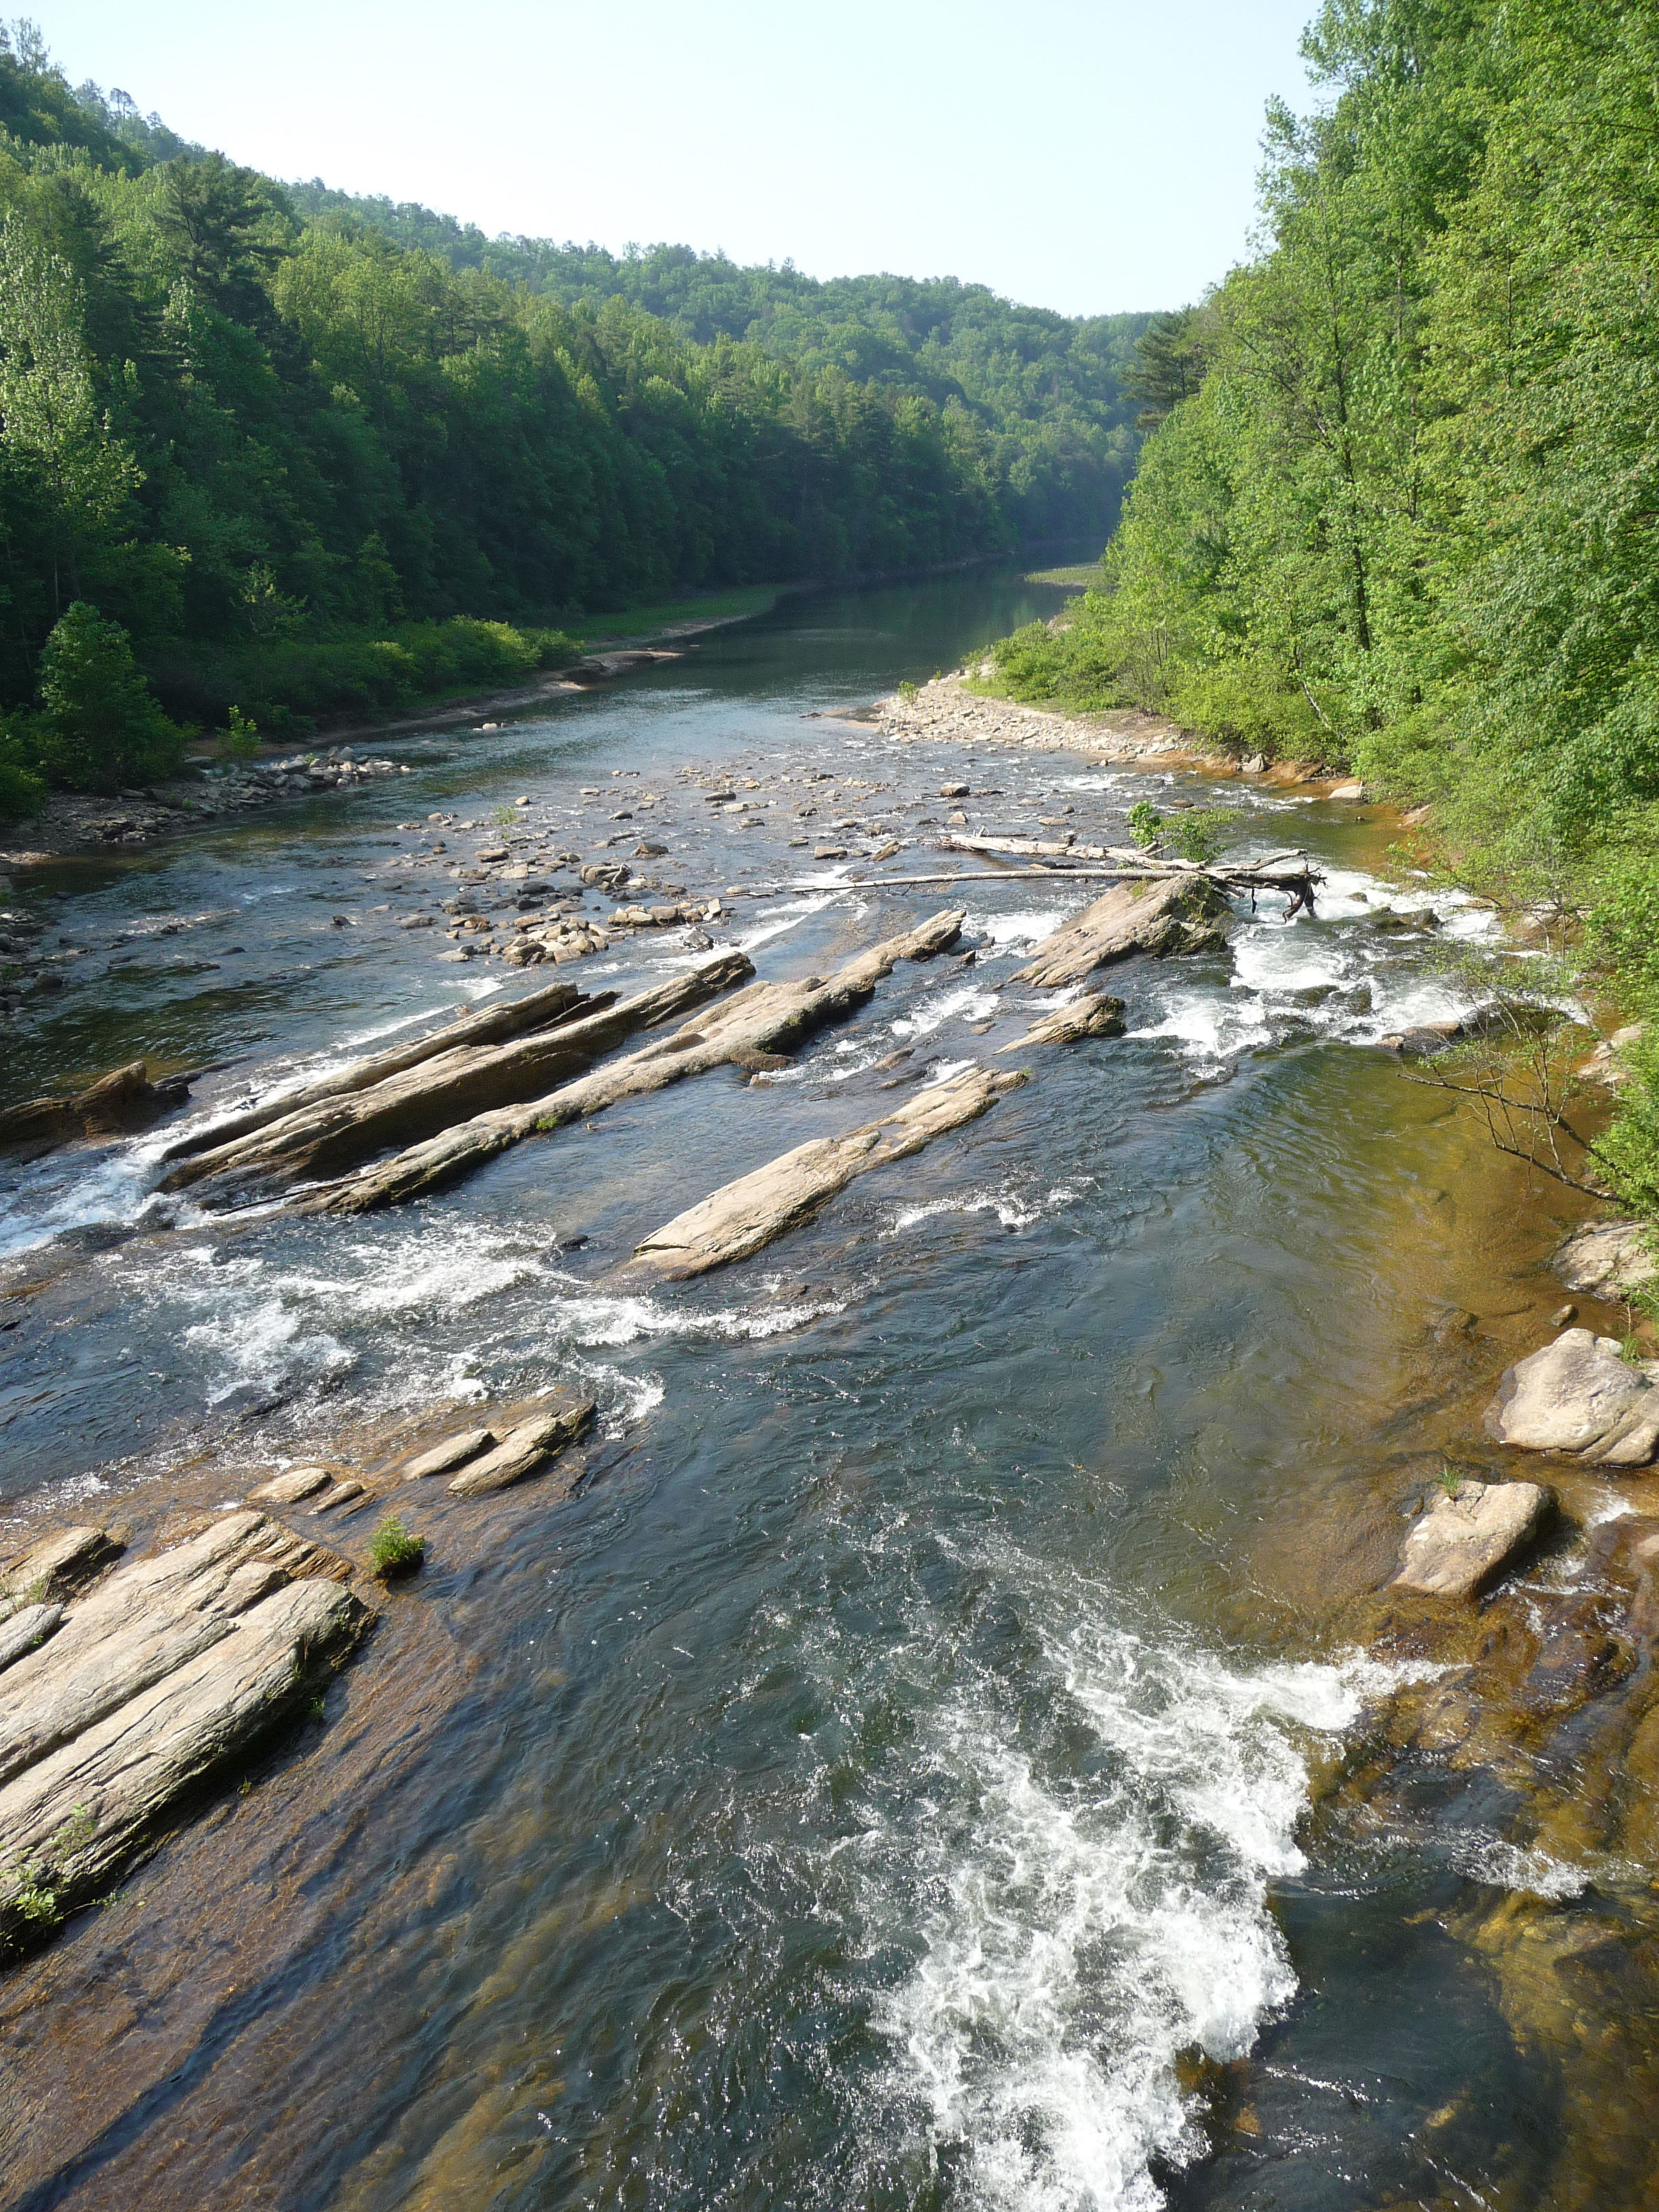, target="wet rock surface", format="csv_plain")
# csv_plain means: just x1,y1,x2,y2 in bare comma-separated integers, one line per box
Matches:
0,1511,368,1952
1392,1478,1551,1596
1484,1327,1659,1465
